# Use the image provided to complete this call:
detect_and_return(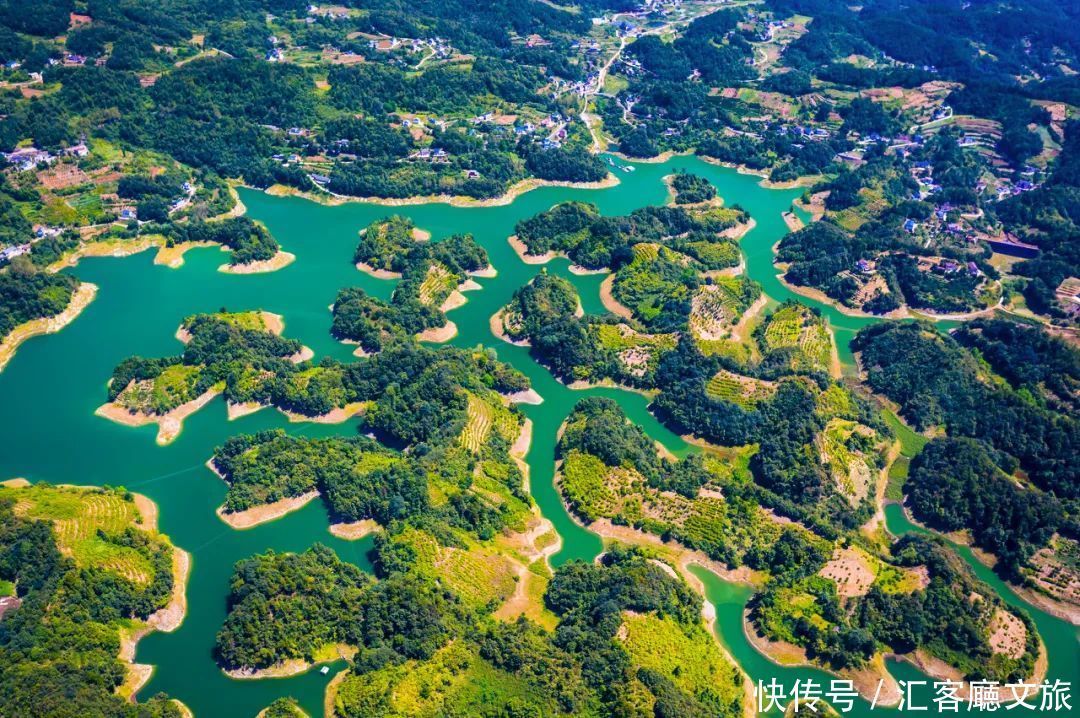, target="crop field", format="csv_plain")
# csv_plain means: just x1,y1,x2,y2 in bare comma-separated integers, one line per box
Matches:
704,369,776,409
335,640,552,717
595,323,676,353
560,450,619,522
631,242,661,262
683,239,740,268
418,262,457,306
213,311,267,331
818,419,875,504
118,363,202,414
460,394,495,452
696,337,752,363
815,383,858,419
401,528,517,610
690,276,759,342
761,304,833,373
460,393,519,453
1,484,153,584
596,324,676,377
620,612,740,705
